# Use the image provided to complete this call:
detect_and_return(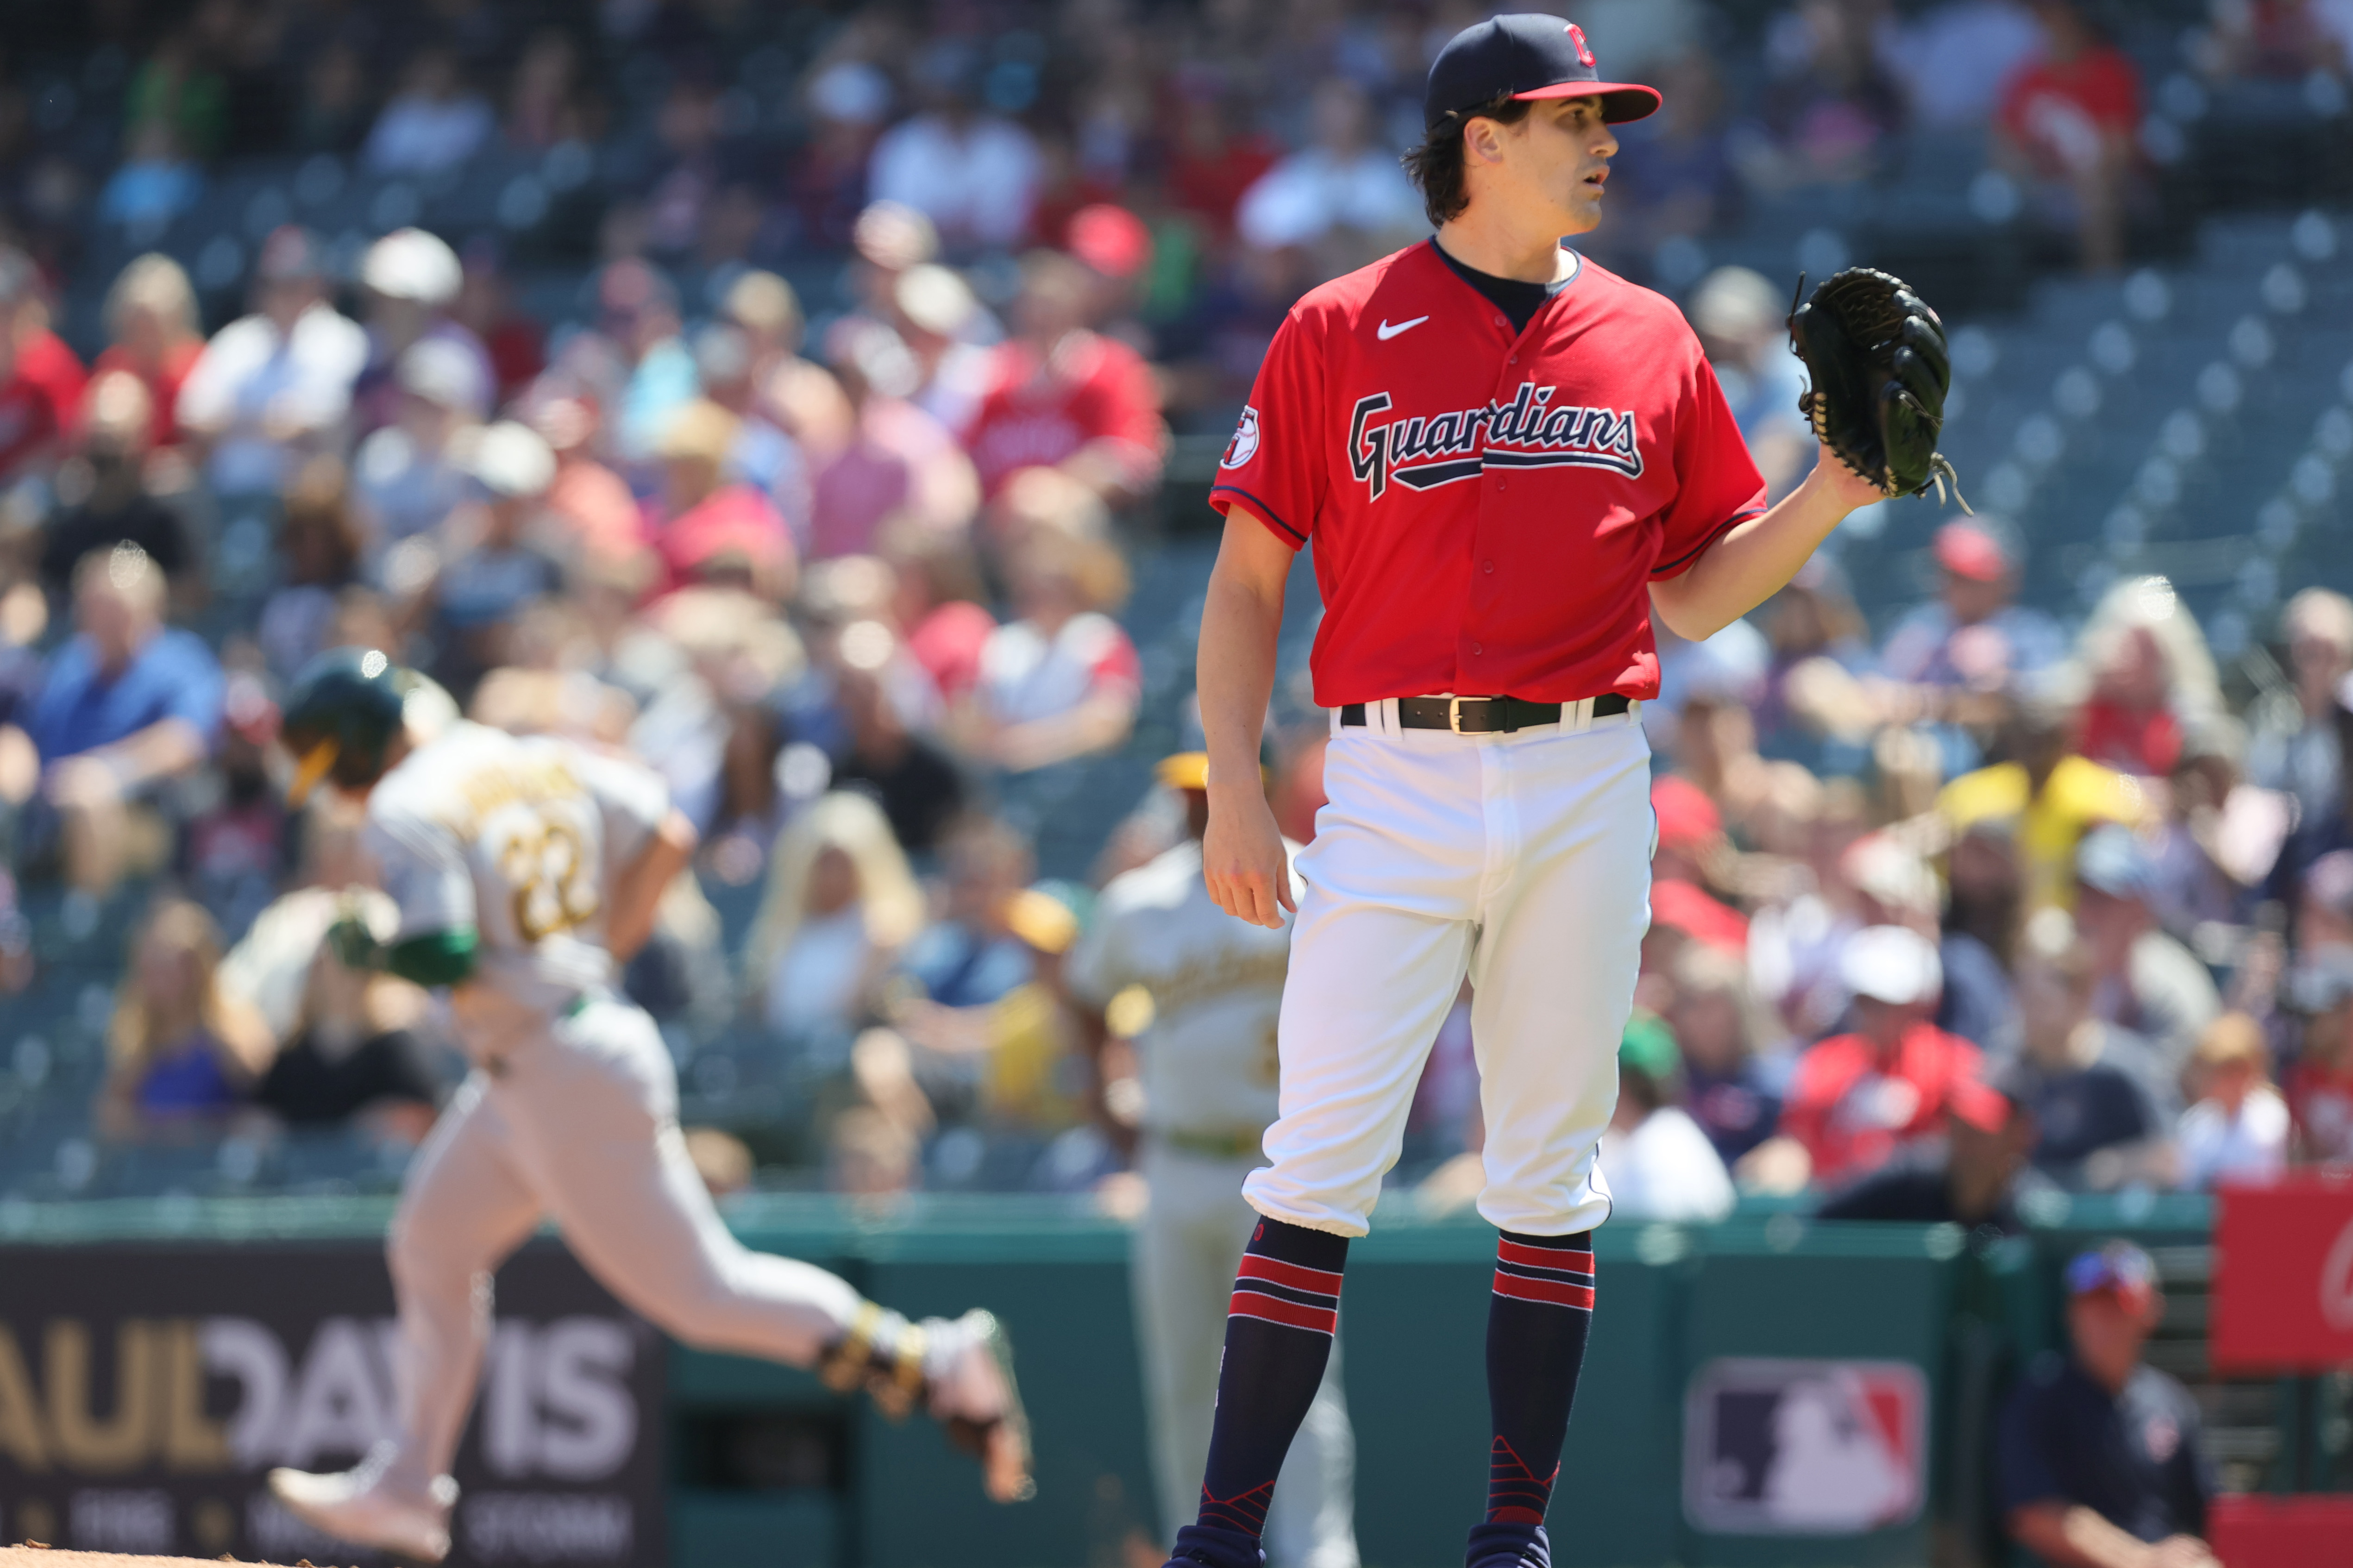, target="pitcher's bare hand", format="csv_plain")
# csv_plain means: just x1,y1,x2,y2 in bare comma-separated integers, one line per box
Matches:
1203,787,1294,928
